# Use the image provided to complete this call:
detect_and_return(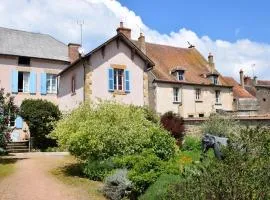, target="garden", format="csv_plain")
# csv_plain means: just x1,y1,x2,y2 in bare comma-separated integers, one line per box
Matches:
50,101,270,200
